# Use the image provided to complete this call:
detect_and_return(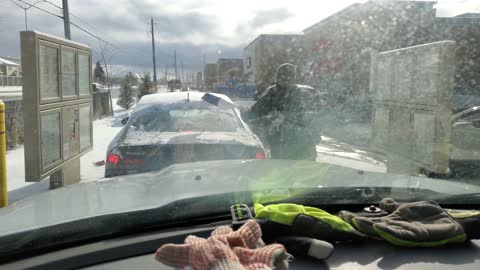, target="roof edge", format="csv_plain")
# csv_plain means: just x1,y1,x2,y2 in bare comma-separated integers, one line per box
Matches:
244,34,304,50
